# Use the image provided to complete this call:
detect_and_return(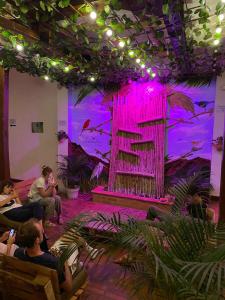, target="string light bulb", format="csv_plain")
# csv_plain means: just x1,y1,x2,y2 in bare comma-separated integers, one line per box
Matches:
136,58,141,64
213,39,220,46
141,63,145,69
64,66,70,72
118,40,125,48
90,11,97,20
222,0,225,3
147,68,151,73
51,61,57,66
44,75,49,81
16,44,23,52
216,27,222,34
128,50,134,57
151,73,156,78
218,14,224,22
106,29,113,37
89,76,95,82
